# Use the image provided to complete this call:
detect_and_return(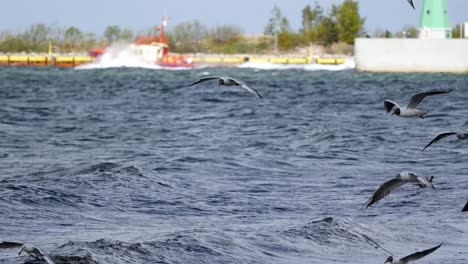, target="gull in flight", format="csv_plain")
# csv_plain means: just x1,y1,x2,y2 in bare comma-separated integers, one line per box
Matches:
385,243,442,263
407,0,415,10
0,241,55,264
384,90,451,118
189,76,263,98
422,131,468,151
366,172,435,208
463,201,468,212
